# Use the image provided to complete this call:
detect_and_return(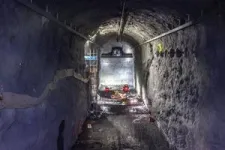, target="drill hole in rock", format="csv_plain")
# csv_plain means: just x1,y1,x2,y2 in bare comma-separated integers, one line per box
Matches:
160,52,164,57
169,49,175,58
180,79,184,85
176,48,183,57
156,51,160,57
184,48,189,57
